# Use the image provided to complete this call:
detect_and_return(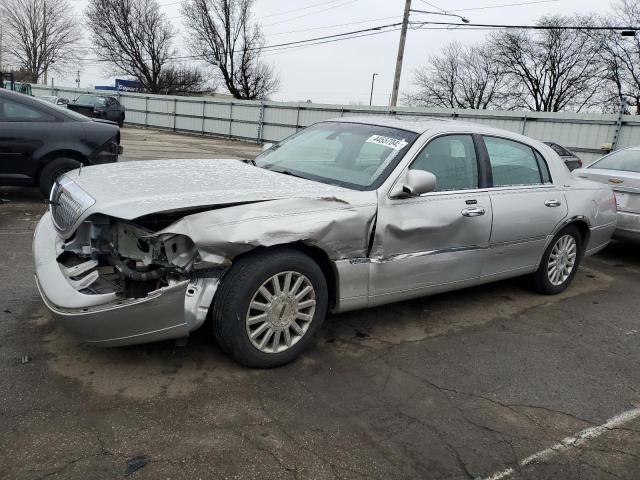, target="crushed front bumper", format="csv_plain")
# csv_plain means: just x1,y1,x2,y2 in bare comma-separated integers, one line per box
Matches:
33,212,218,347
